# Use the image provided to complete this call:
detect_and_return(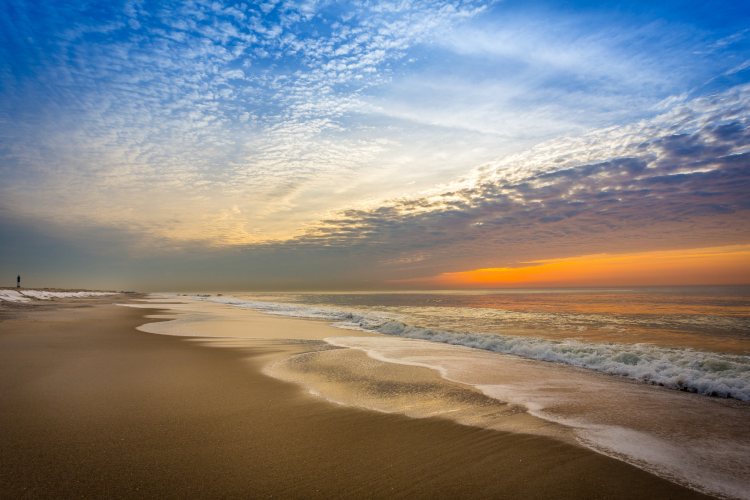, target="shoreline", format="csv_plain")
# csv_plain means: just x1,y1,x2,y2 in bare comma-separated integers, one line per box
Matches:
130,295,750,500
0,297,716,498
